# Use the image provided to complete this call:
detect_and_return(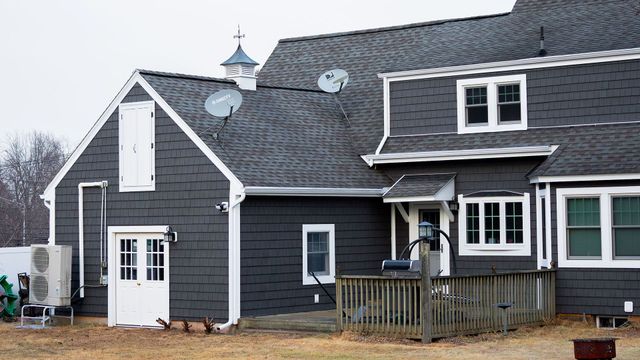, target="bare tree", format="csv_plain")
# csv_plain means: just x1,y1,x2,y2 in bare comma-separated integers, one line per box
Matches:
1,131,66,247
